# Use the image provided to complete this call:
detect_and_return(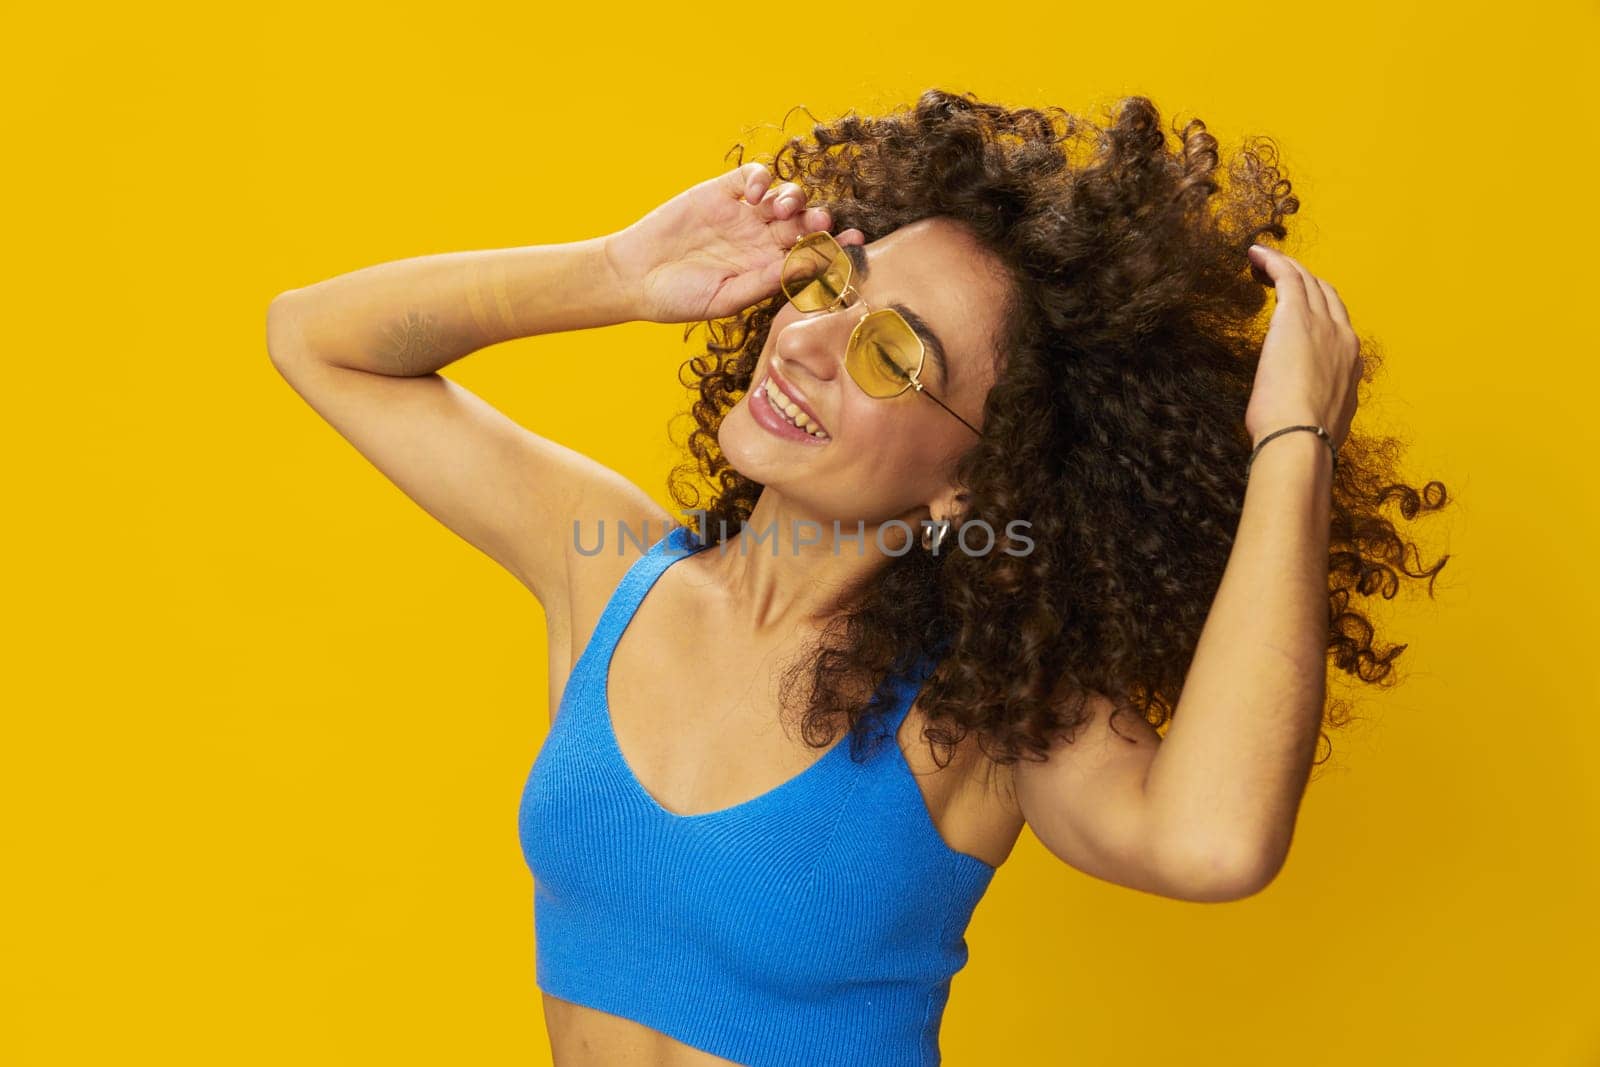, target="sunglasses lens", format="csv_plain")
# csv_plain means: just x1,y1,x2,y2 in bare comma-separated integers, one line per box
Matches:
781,233,850,311
847,311,921,397
782,232,923,399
